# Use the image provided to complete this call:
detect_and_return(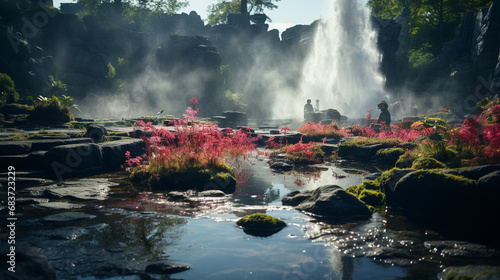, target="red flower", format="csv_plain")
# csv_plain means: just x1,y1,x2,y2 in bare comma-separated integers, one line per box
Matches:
190,97,198,105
